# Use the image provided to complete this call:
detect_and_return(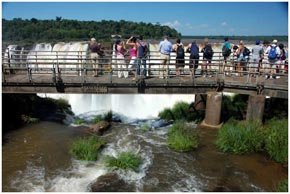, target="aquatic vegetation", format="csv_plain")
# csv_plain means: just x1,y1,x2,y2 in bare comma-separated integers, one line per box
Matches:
105,152,142,172
103,110,113,122
216,119,264,154
21,114,39,124
158,108,174,121
140,124,150,132
276,179,288,192
93,115,103,124
70,136,106,161
264,118,288,164
73,118,86,125
167,120,199,152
